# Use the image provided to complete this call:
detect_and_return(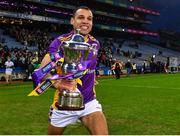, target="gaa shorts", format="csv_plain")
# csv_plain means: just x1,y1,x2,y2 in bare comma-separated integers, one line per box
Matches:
49,99,102,127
